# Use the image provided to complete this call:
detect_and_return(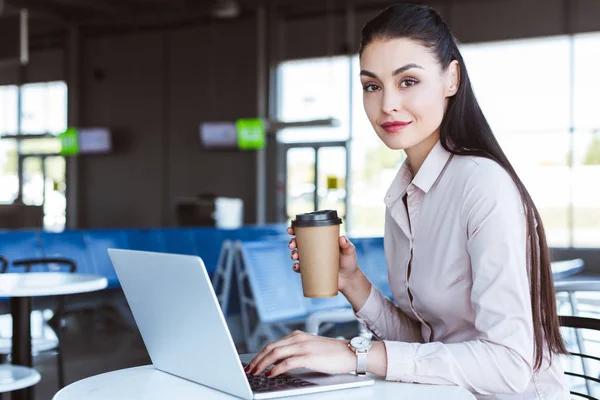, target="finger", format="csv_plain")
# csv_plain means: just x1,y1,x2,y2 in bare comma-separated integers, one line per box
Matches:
268,356,310,378
288,238,297,250
290,249,299,261
339,236,355,255
339,235,349,248
292,263,300,273
247,331,305,373
255,342,308,376
247,340,284,373
287,226,295,235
